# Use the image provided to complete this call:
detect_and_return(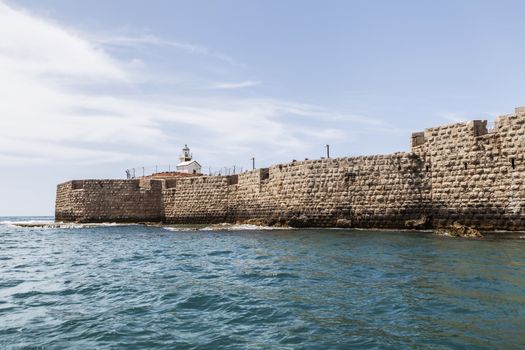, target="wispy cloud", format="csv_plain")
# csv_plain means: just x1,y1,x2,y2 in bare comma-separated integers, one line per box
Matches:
94,34,239,66
209,80,261,89
0,1,393,168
